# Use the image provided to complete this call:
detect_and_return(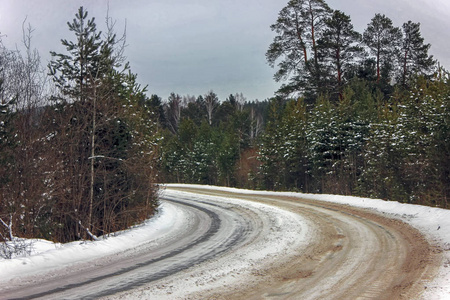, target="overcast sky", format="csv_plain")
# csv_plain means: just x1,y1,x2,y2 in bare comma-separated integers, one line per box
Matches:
1,0,449,101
